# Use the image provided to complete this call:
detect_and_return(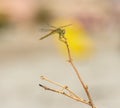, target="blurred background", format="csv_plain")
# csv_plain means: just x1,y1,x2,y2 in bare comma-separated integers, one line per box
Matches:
0,0,120,108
